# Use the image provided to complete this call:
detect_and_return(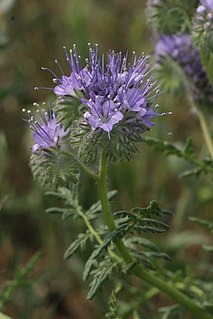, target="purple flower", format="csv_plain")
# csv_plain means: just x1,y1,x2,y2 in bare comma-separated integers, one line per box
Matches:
84,96,123,133
54,68,91,96
48,44,161,134
23,105,69,153
199,0,213,12
155,34,213,105
196,0,213,29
